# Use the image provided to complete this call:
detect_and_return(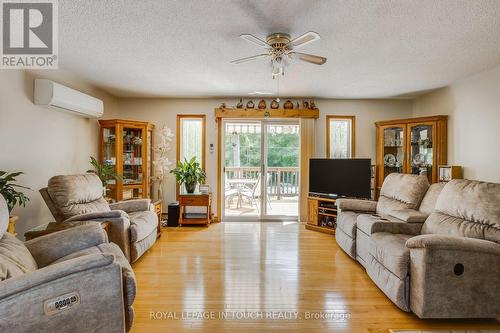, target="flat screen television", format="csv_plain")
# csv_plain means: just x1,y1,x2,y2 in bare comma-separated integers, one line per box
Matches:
309,159,371,198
